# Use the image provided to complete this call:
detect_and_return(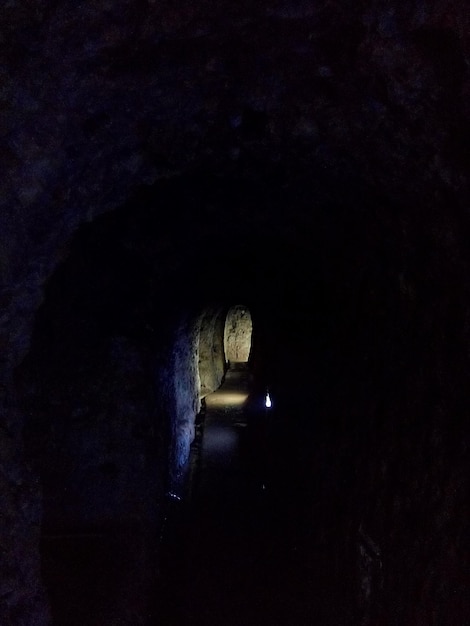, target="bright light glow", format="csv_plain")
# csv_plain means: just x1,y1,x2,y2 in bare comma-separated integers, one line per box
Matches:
167,492,182,501
206,392,248,408
265,392,272,408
